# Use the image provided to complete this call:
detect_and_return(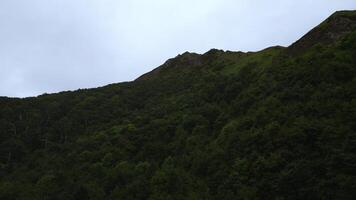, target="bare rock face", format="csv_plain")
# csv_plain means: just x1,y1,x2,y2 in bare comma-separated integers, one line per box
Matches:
287,10,356,55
